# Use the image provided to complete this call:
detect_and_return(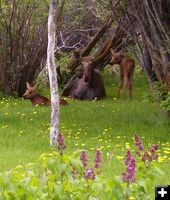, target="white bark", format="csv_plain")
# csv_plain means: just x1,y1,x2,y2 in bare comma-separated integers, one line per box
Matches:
47,0,59,146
